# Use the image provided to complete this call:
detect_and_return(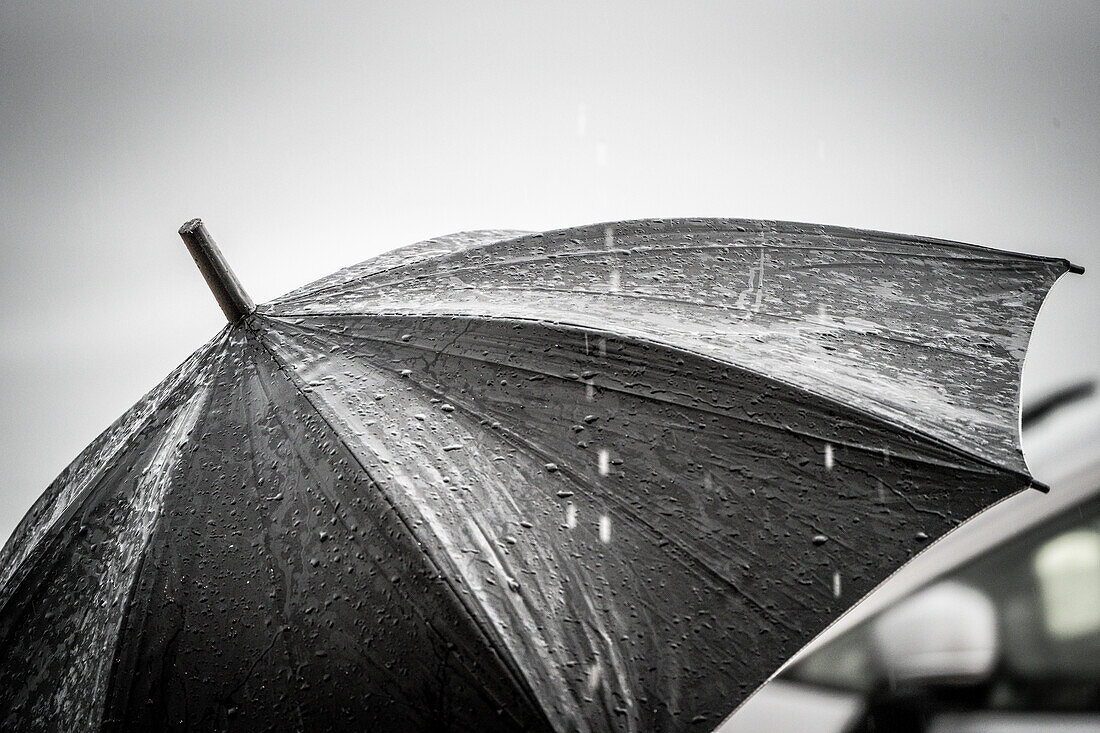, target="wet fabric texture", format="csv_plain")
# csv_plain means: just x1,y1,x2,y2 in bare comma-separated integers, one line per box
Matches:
0,219,1075,731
